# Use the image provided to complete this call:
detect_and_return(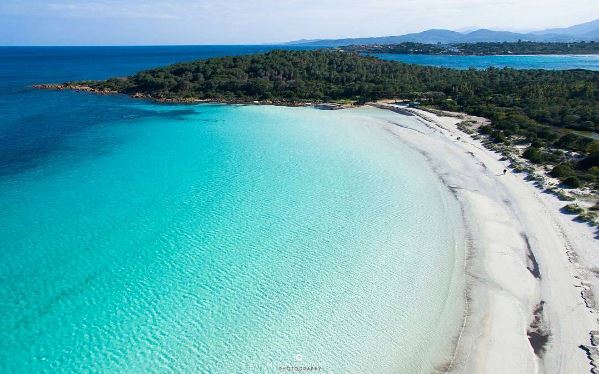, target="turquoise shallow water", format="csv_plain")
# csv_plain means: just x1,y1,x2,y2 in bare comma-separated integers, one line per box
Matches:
0,46,597,374
5,45,594,373
0,46,484,372
372,53,599,70
1,101,464,372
